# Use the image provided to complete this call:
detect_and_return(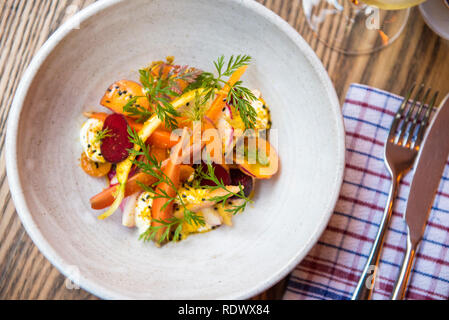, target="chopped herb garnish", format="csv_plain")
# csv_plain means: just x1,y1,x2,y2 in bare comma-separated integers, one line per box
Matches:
193,158,252,216
134,64,202,129
93,128,112,144
122,97,153,123
187,55,258,128
127,127,205,244
181,90,209,122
